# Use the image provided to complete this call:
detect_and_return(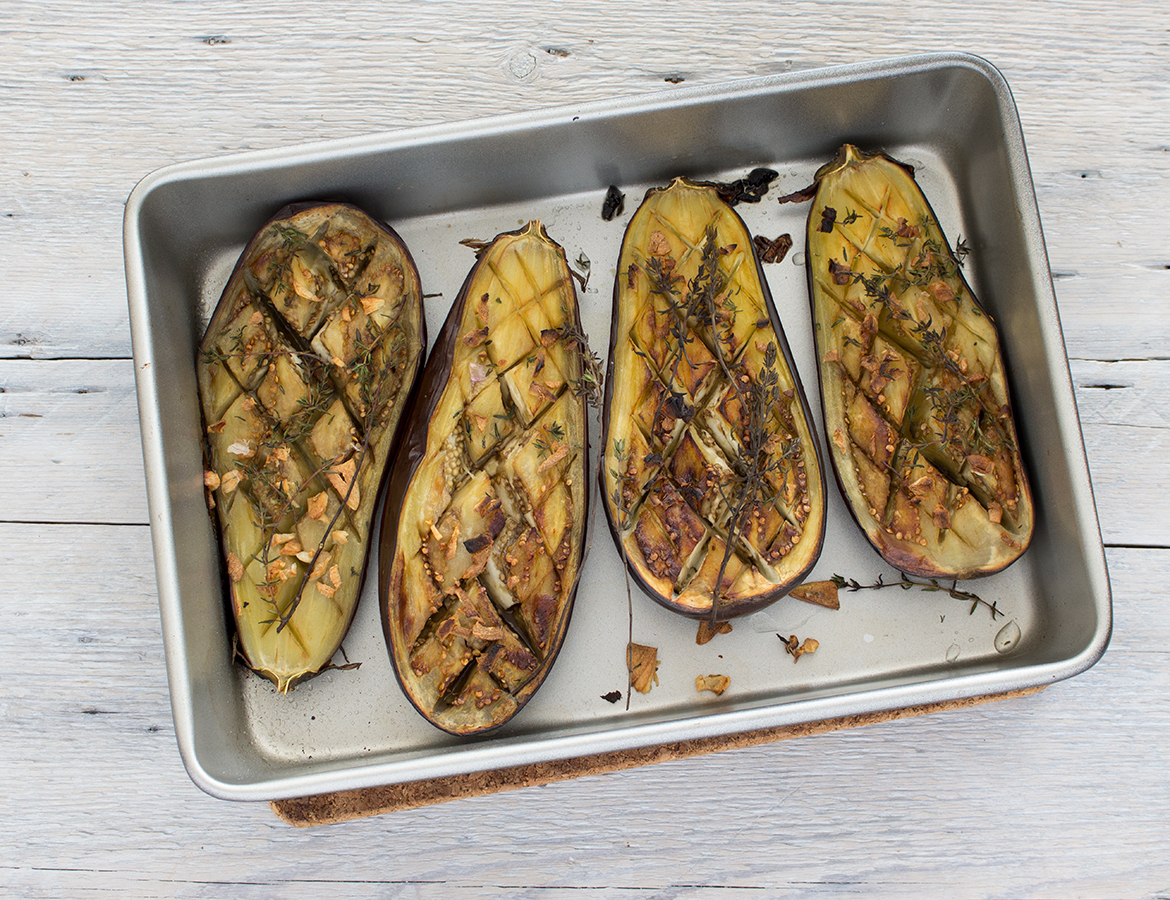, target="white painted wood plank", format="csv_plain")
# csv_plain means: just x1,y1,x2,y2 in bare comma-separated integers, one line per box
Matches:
4,354,1163,548
1,0,1168,361
0,359,148,524
3,1,1169,896
1072,359,1170,546
0,528,1160,894
0,531,1163,896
